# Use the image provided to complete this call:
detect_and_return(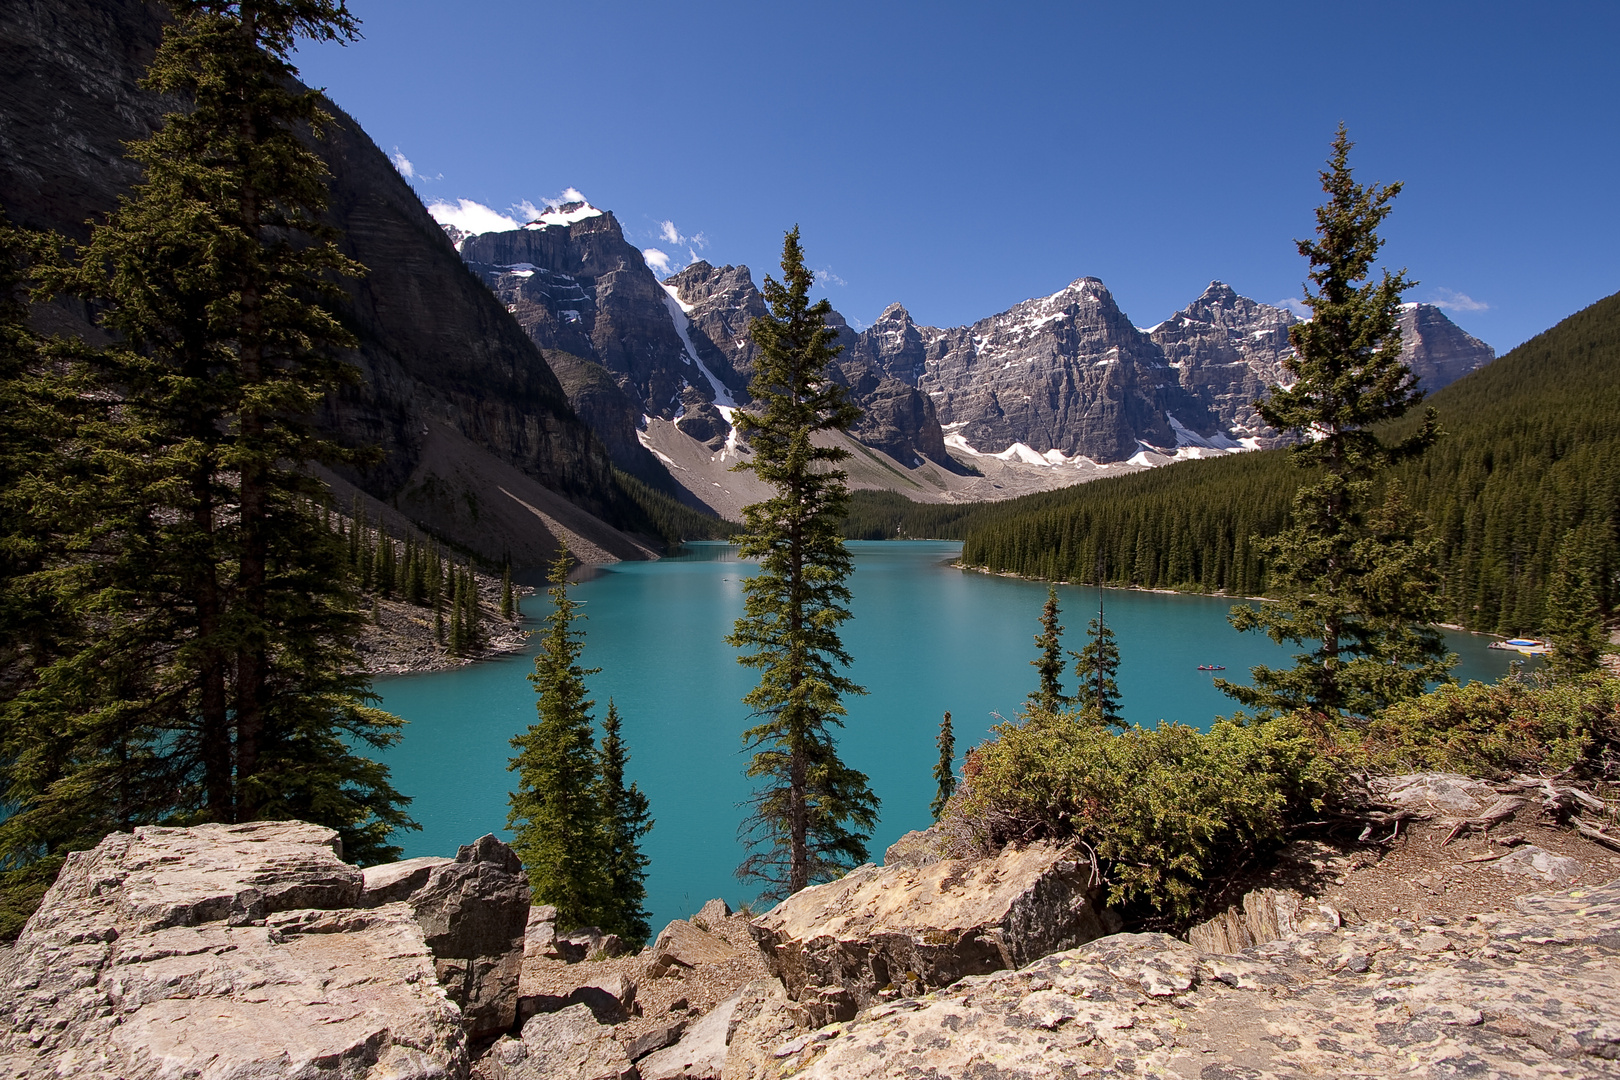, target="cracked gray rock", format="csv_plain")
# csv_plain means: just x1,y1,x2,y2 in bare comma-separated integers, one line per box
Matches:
738,878,1620,1078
